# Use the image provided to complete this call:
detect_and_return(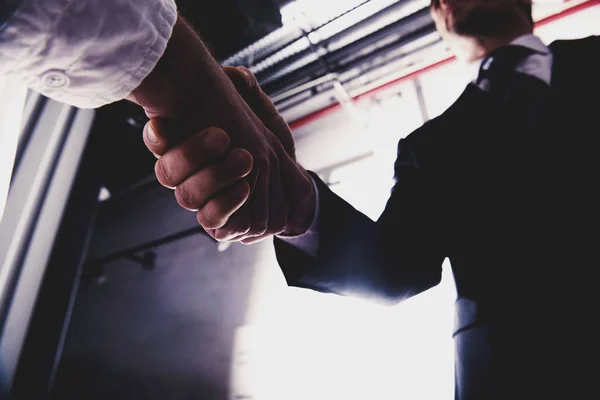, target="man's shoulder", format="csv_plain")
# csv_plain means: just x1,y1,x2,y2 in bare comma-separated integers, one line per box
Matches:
405,84,492,147
549,35,600,57
549,35,600,82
